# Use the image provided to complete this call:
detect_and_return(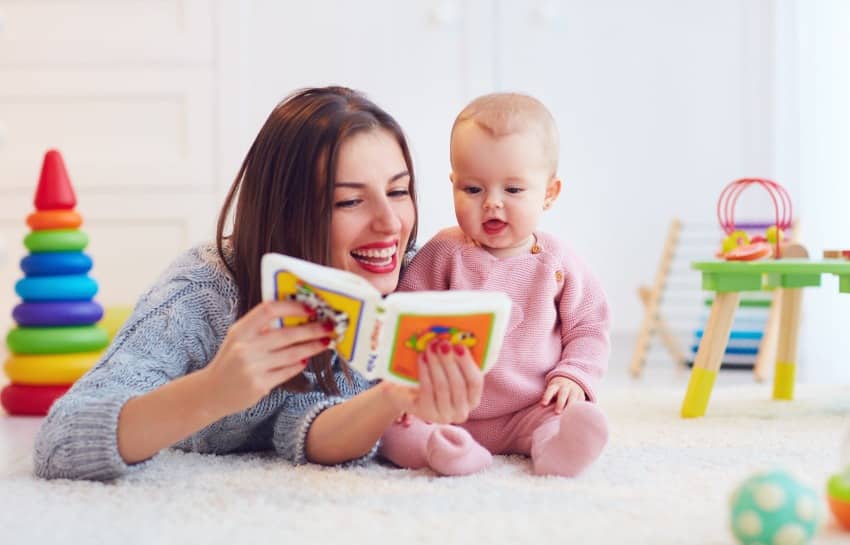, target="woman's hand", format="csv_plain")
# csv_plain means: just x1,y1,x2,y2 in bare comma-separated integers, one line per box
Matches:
200,300,333,416
382,340,484,425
